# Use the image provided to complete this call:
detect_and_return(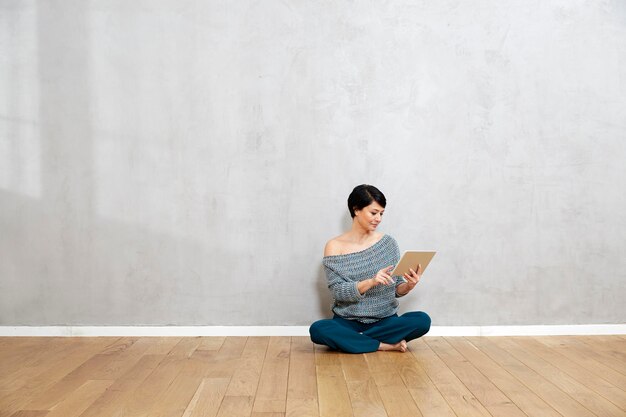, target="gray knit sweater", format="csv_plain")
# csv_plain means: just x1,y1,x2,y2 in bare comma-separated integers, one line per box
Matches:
323,234,405,323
